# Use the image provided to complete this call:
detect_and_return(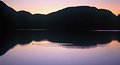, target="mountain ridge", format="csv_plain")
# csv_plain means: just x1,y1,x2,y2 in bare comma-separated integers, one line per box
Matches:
0,1,119,31
0,1,116,16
